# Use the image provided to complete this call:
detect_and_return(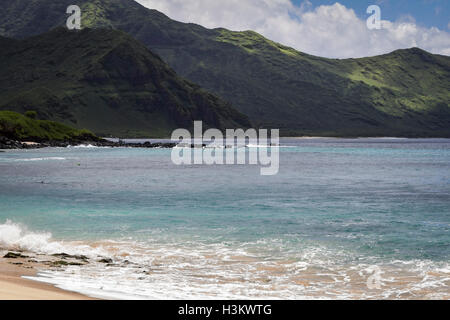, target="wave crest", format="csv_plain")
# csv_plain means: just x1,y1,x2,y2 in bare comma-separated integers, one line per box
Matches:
0,221,106,257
